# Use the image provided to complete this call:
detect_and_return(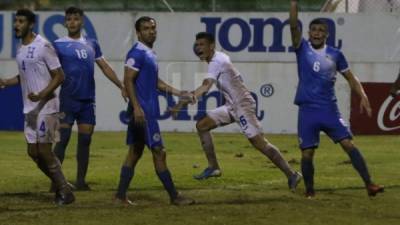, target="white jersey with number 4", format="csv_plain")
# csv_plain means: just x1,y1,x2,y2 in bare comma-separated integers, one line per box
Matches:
16,34,61,114
206,51,255,107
